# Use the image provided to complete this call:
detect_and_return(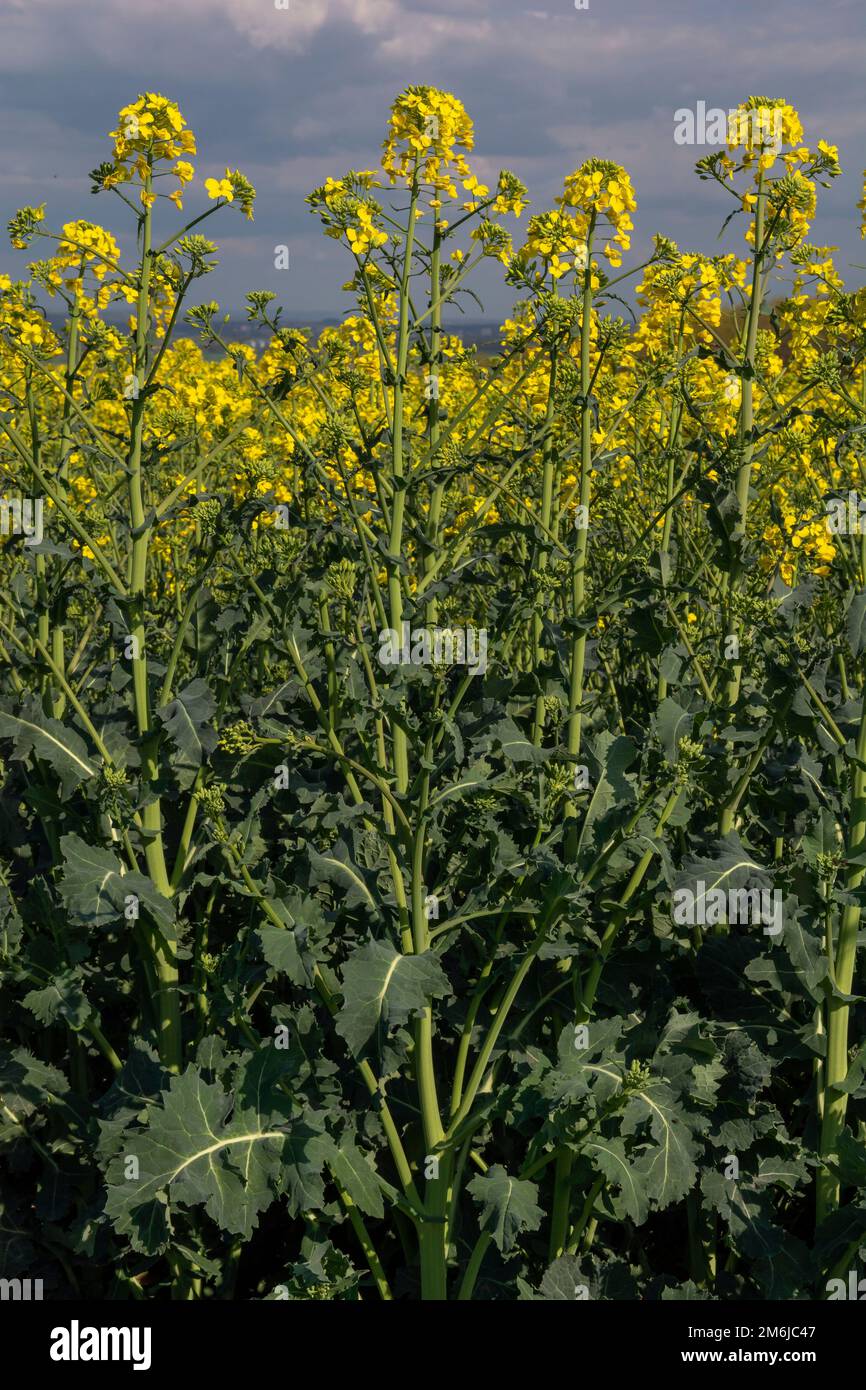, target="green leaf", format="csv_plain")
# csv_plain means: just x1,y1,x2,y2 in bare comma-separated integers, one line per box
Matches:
755,1156,809,1191
486,717,551,764
157,678,217,788
654,698,694,765
577,733,637,854
543,1017,626,1106
103,1066,327,1253
585,1136,648,1225
335,940,451,1054
328,1136,394,1218
0,1048,70,1122
800,810,843,867
58,833,175,939
620,1081,700,1209
0,701,95,796
427,759,495,810
537,1255,589,1300
22,968,91,1030
0,886,23,959
675,831,771,904
847,590,866,657
257,923,307,985
467,1164,542,1253
660,1280,712,1301
308,839,380,913
780,908,827,1001
277,1114,333,1217
835,1041,866,1095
